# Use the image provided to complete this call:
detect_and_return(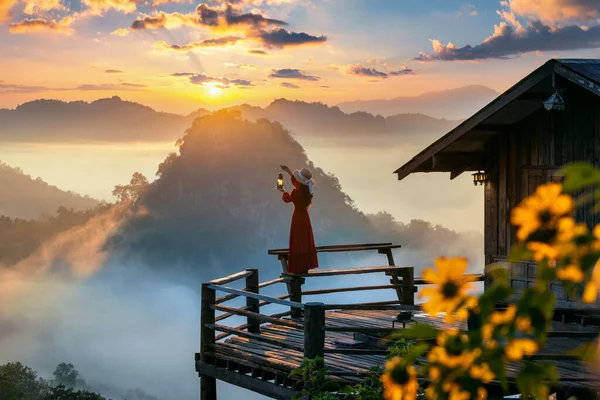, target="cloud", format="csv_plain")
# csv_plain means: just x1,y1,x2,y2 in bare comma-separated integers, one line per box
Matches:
154,36,242,51
8,17,74,34
105,69,124,74
224,62,260,69
171,72,253,88
111,28,129,36
248,49,267,55
344,64,415,78
414,19,600,61
0,81,147,93
254,27,327,48
0,81,50,93
268,68,320,80
23,0,65,15
456,4,478,17
508,0,600,23
81,0,140,16
280,82,299,88
0,0,18,22
128,4,285,33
